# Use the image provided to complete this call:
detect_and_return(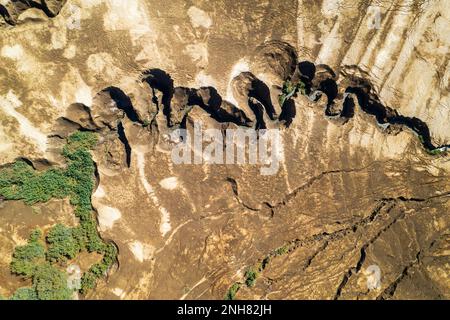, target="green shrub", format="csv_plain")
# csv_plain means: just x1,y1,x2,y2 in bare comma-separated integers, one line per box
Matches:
46,224,82,262
225,283,241,300
10,229,45,277
0,162,70,205
244,268,258,287
2,131,117,298
10,288,38,300
427,147,448,156
80,242,117,293
32,263,72,300
63,131,98,155
275,245,289,256
80,272,97,294
279,79,306,108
